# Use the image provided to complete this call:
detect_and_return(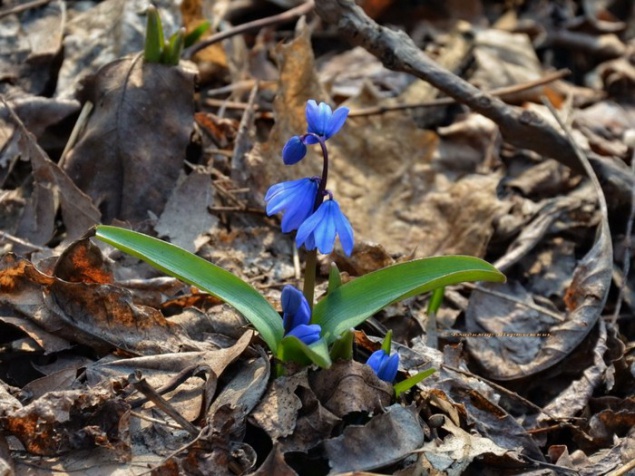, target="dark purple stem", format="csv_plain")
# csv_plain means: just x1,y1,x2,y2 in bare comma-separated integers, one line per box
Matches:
303,133,329,211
